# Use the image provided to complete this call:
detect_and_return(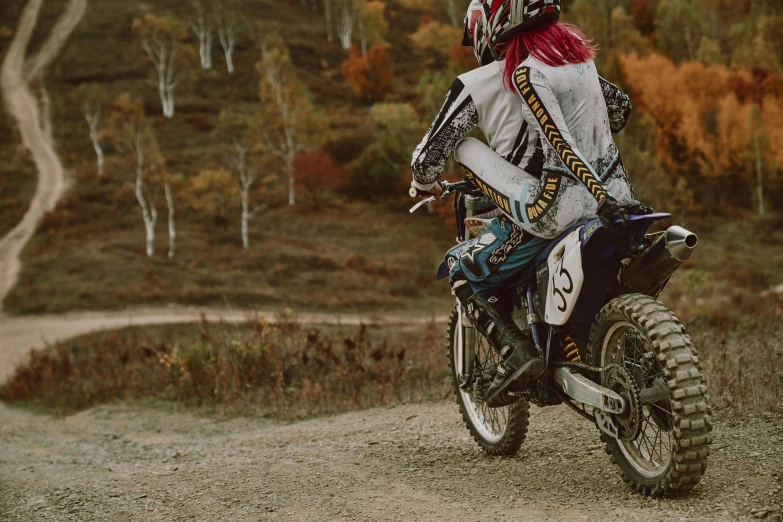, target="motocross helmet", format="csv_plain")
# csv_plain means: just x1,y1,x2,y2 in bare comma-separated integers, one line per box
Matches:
486,0,561,55
462,0,494,66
